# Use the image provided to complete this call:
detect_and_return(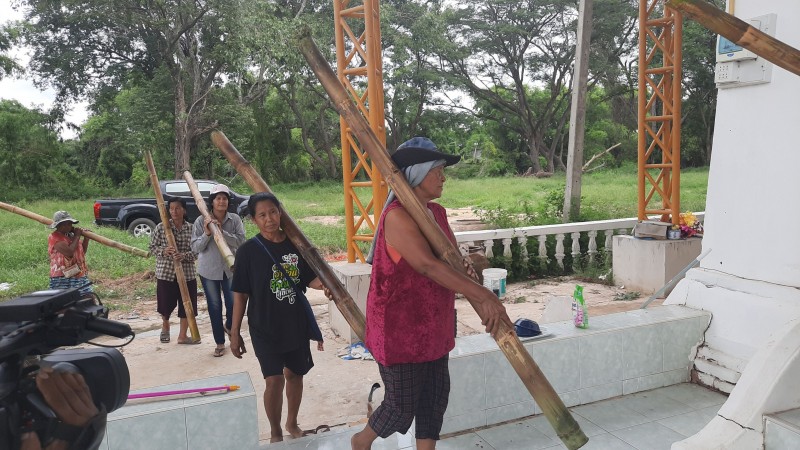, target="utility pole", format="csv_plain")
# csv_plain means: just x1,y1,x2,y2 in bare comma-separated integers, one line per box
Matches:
563,0,593,222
